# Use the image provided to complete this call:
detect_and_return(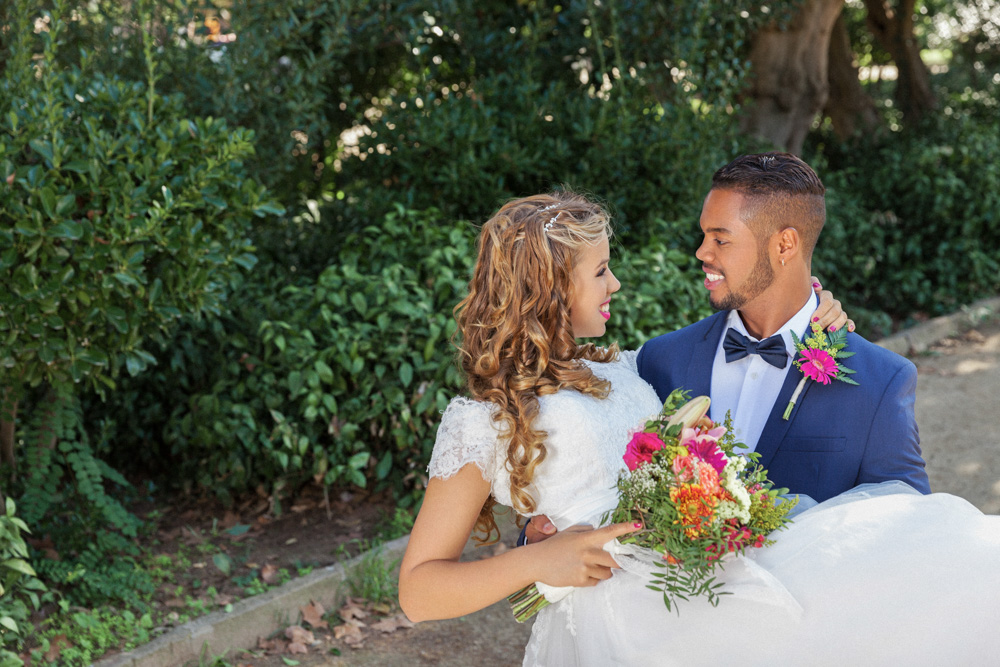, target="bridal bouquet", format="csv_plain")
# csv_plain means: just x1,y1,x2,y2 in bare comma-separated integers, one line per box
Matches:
508,389,796,622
